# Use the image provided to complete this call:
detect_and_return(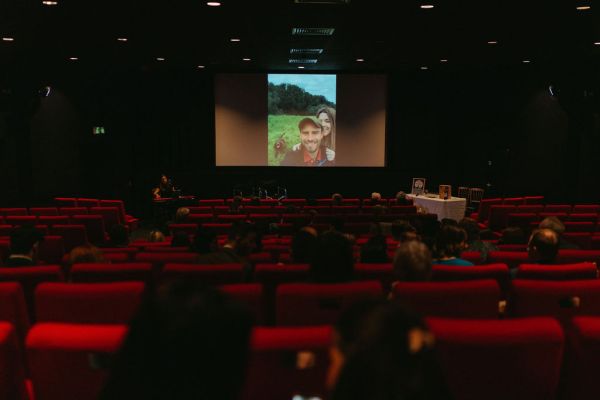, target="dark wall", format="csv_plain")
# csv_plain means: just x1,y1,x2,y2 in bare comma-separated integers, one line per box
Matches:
1,64,599,212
